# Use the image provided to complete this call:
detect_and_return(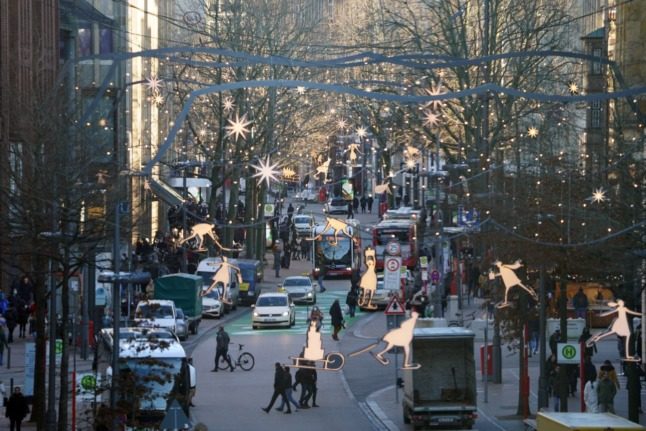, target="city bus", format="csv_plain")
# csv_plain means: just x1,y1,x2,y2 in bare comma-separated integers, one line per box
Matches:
372,218,419,270
94,327,196,427
311,220,361,278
